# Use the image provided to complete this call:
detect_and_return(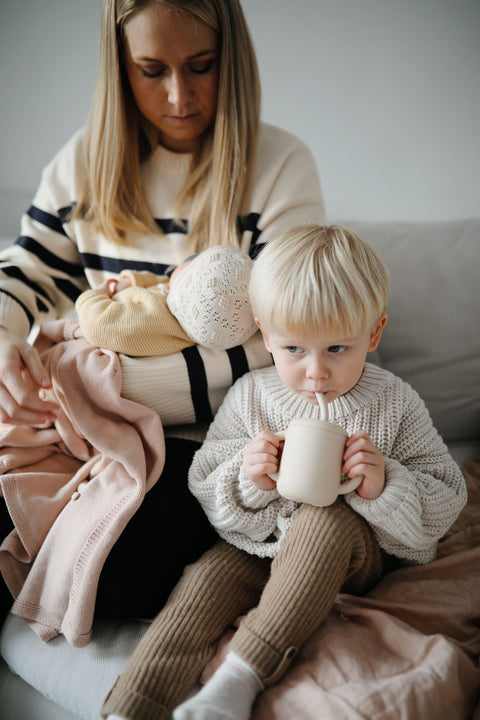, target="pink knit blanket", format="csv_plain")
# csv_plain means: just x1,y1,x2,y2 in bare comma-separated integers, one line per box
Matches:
0,320,165,647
